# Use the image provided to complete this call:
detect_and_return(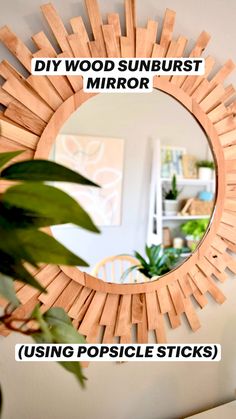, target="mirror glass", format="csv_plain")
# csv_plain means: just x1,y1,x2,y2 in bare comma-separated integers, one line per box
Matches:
50,90,216,284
